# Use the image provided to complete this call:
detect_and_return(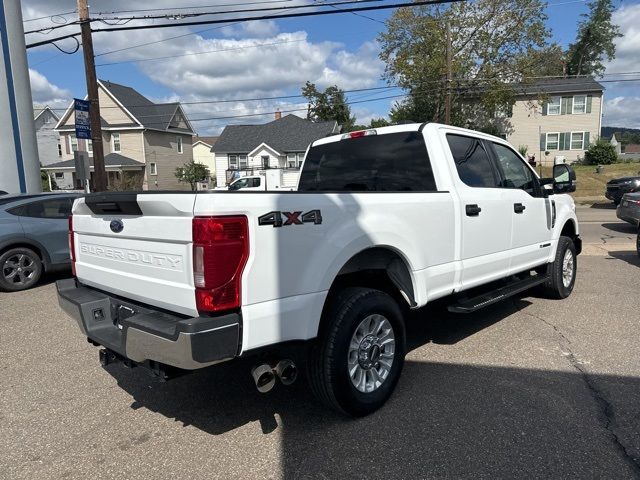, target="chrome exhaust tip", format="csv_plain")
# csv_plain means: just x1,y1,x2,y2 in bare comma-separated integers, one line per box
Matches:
274,359,297,386
251,363,276,393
